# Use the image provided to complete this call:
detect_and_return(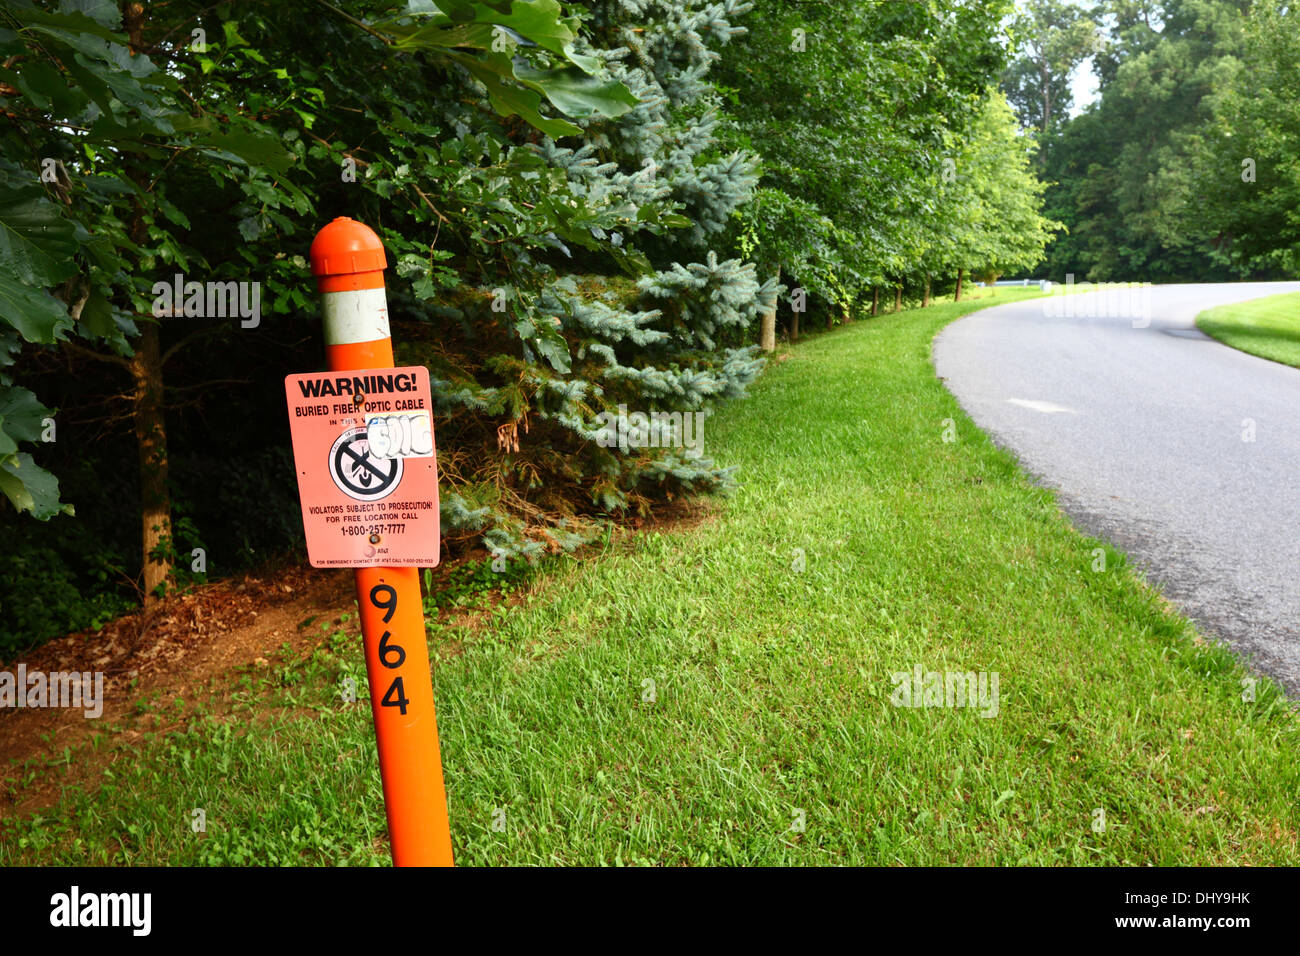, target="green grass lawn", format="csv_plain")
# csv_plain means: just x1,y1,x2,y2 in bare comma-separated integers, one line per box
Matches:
5,286,1299,866
1197,290,1300,368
